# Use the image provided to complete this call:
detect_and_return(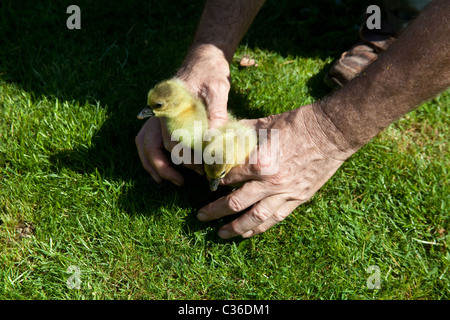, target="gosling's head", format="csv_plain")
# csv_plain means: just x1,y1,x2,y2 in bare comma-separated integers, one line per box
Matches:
204,162,235,191
203,126,257,191
203,134,237,191
137,79,192,119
